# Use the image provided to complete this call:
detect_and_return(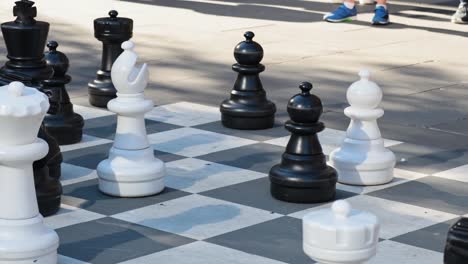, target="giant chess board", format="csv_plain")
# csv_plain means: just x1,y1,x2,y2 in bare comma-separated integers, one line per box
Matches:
50,101,464,264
